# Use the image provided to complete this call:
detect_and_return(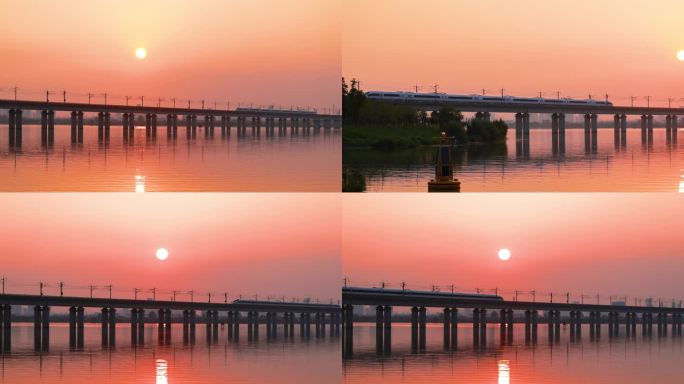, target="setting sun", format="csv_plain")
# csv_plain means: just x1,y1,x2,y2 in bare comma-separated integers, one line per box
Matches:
677,50,684,61
135,47,147,60
155,247,168,261
498,248,511,261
